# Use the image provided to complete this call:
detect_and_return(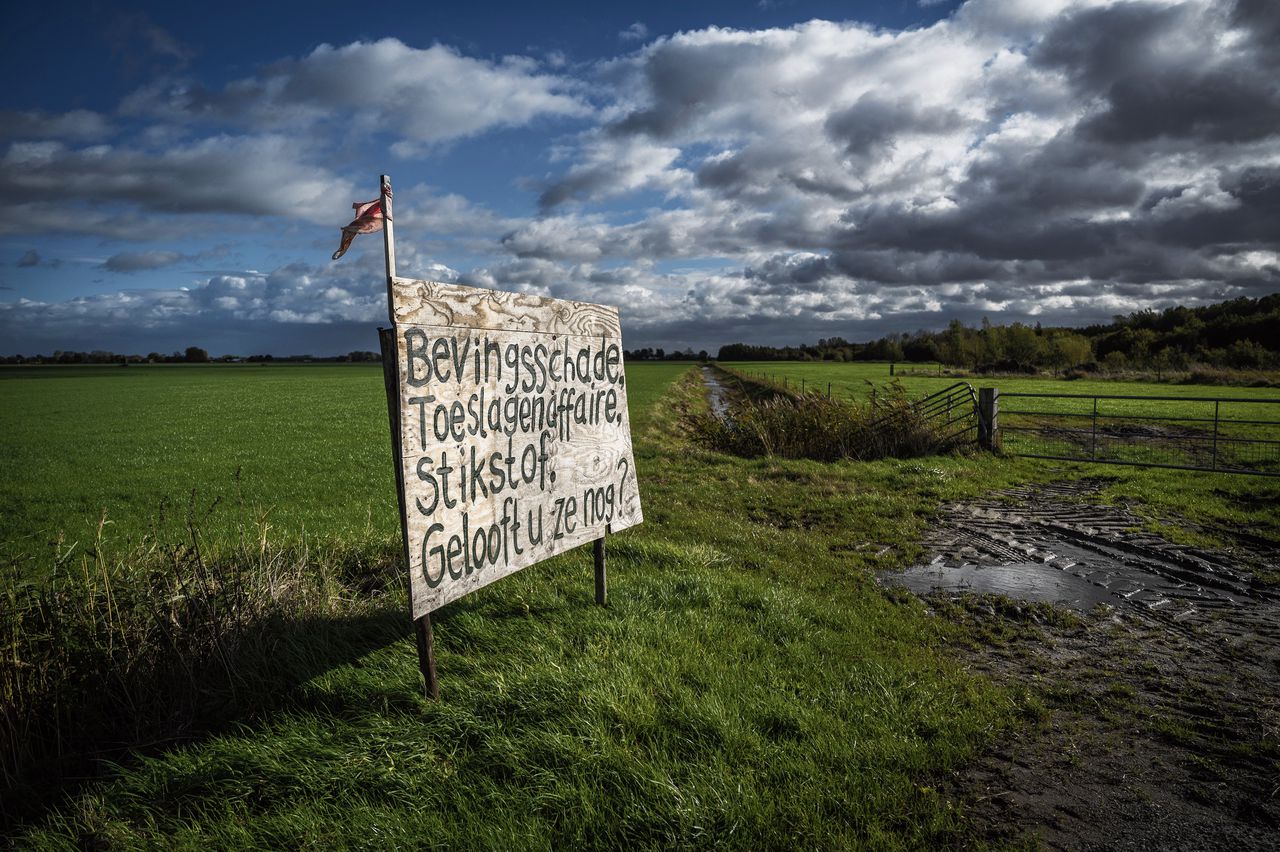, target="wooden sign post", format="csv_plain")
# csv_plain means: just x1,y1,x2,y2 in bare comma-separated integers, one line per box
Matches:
374,176,642,699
